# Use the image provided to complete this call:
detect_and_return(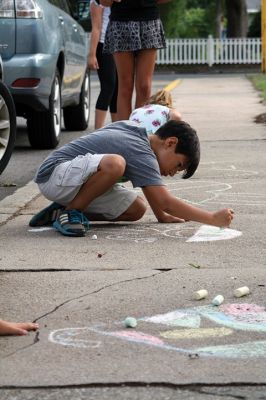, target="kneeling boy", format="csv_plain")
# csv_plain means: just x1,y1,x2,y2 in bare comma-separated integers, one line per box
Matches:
30,120,233,236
